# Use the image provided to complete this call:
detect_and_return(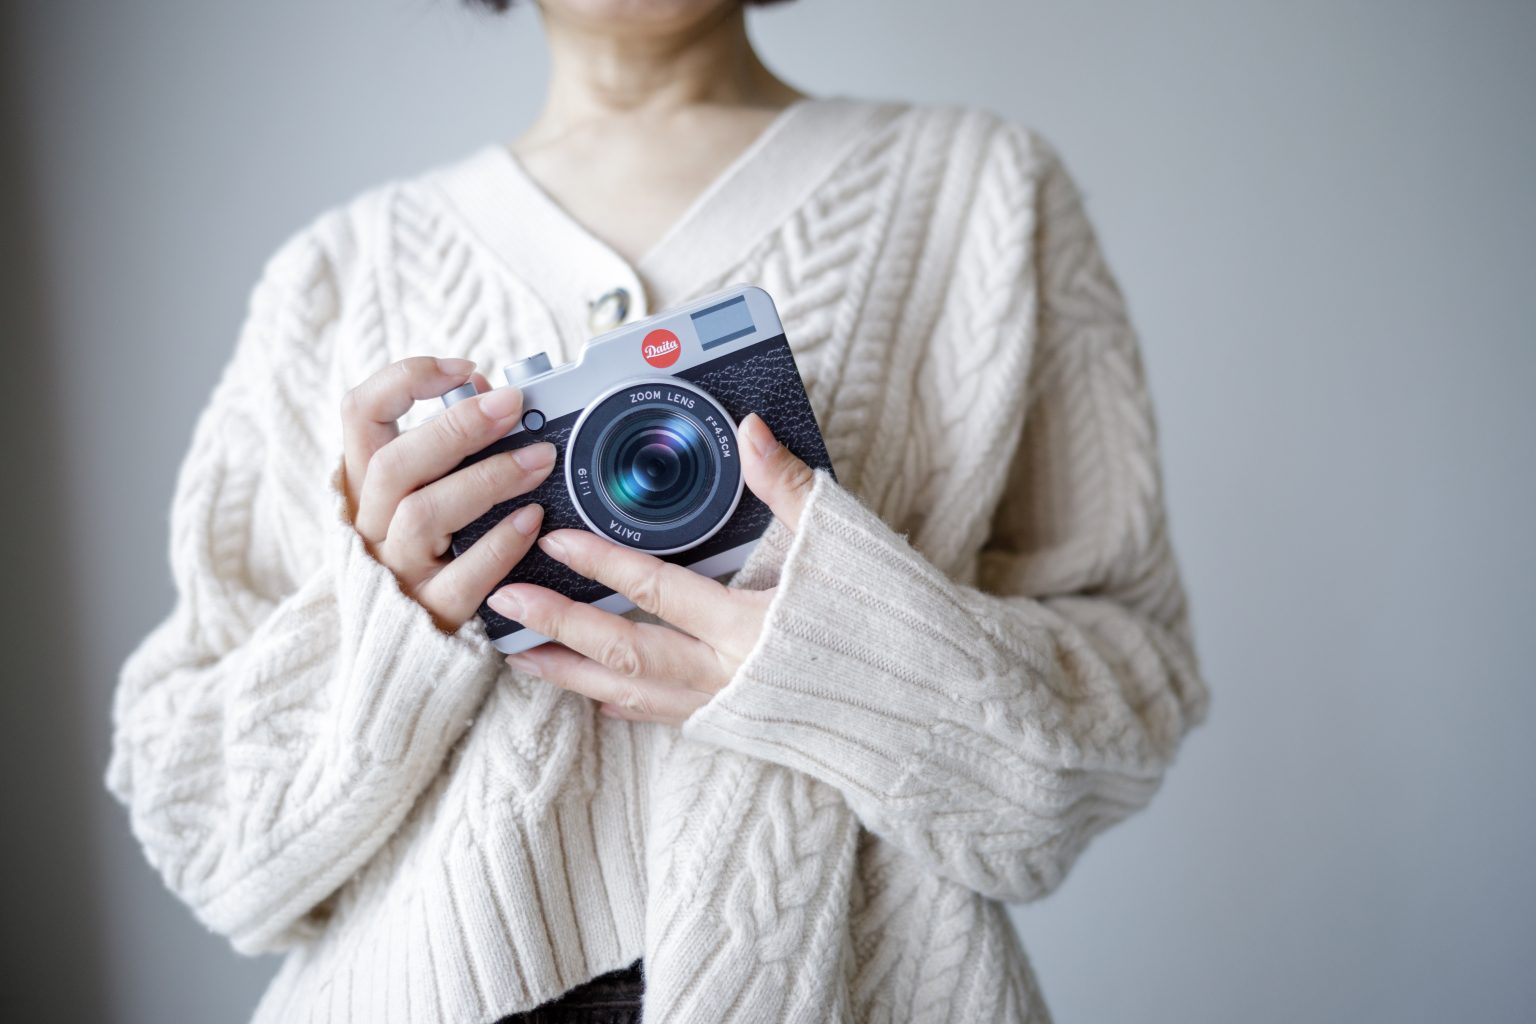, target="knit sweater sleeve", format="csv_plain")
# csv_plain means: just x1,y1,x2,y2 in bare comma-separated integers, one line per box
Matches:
679,133,1212,904
104,221,500,955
